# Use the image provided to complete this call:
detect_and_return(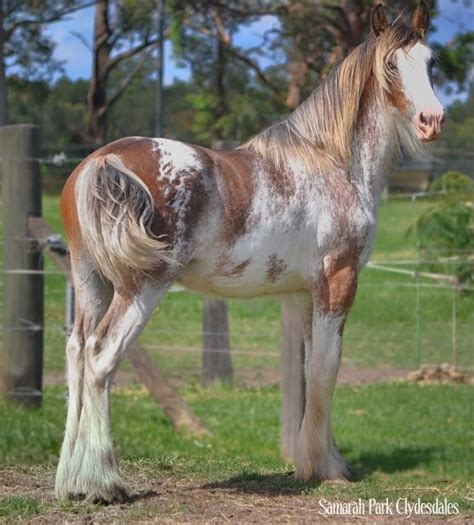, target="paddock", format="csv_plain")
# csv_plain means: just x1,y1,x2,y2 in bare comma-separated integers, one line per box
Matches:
0,126,472,523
